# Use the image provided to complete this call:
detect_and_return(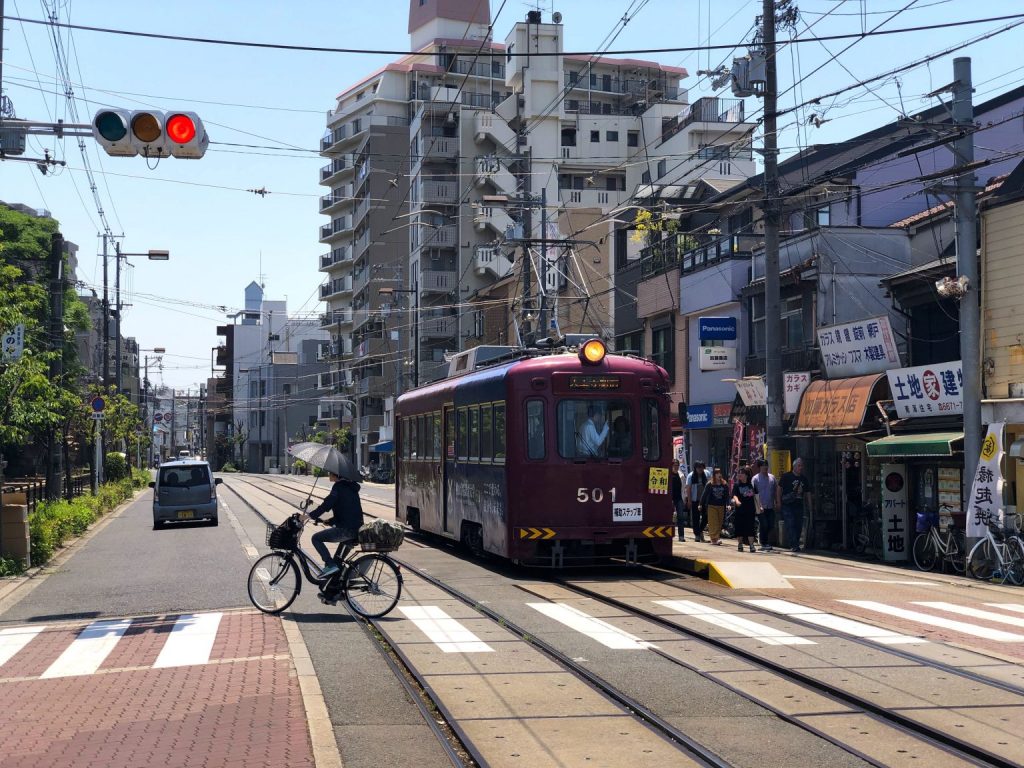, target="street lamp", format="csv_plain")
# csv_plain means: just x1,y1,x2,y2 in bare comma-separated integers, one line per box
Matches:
113,246,170,394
